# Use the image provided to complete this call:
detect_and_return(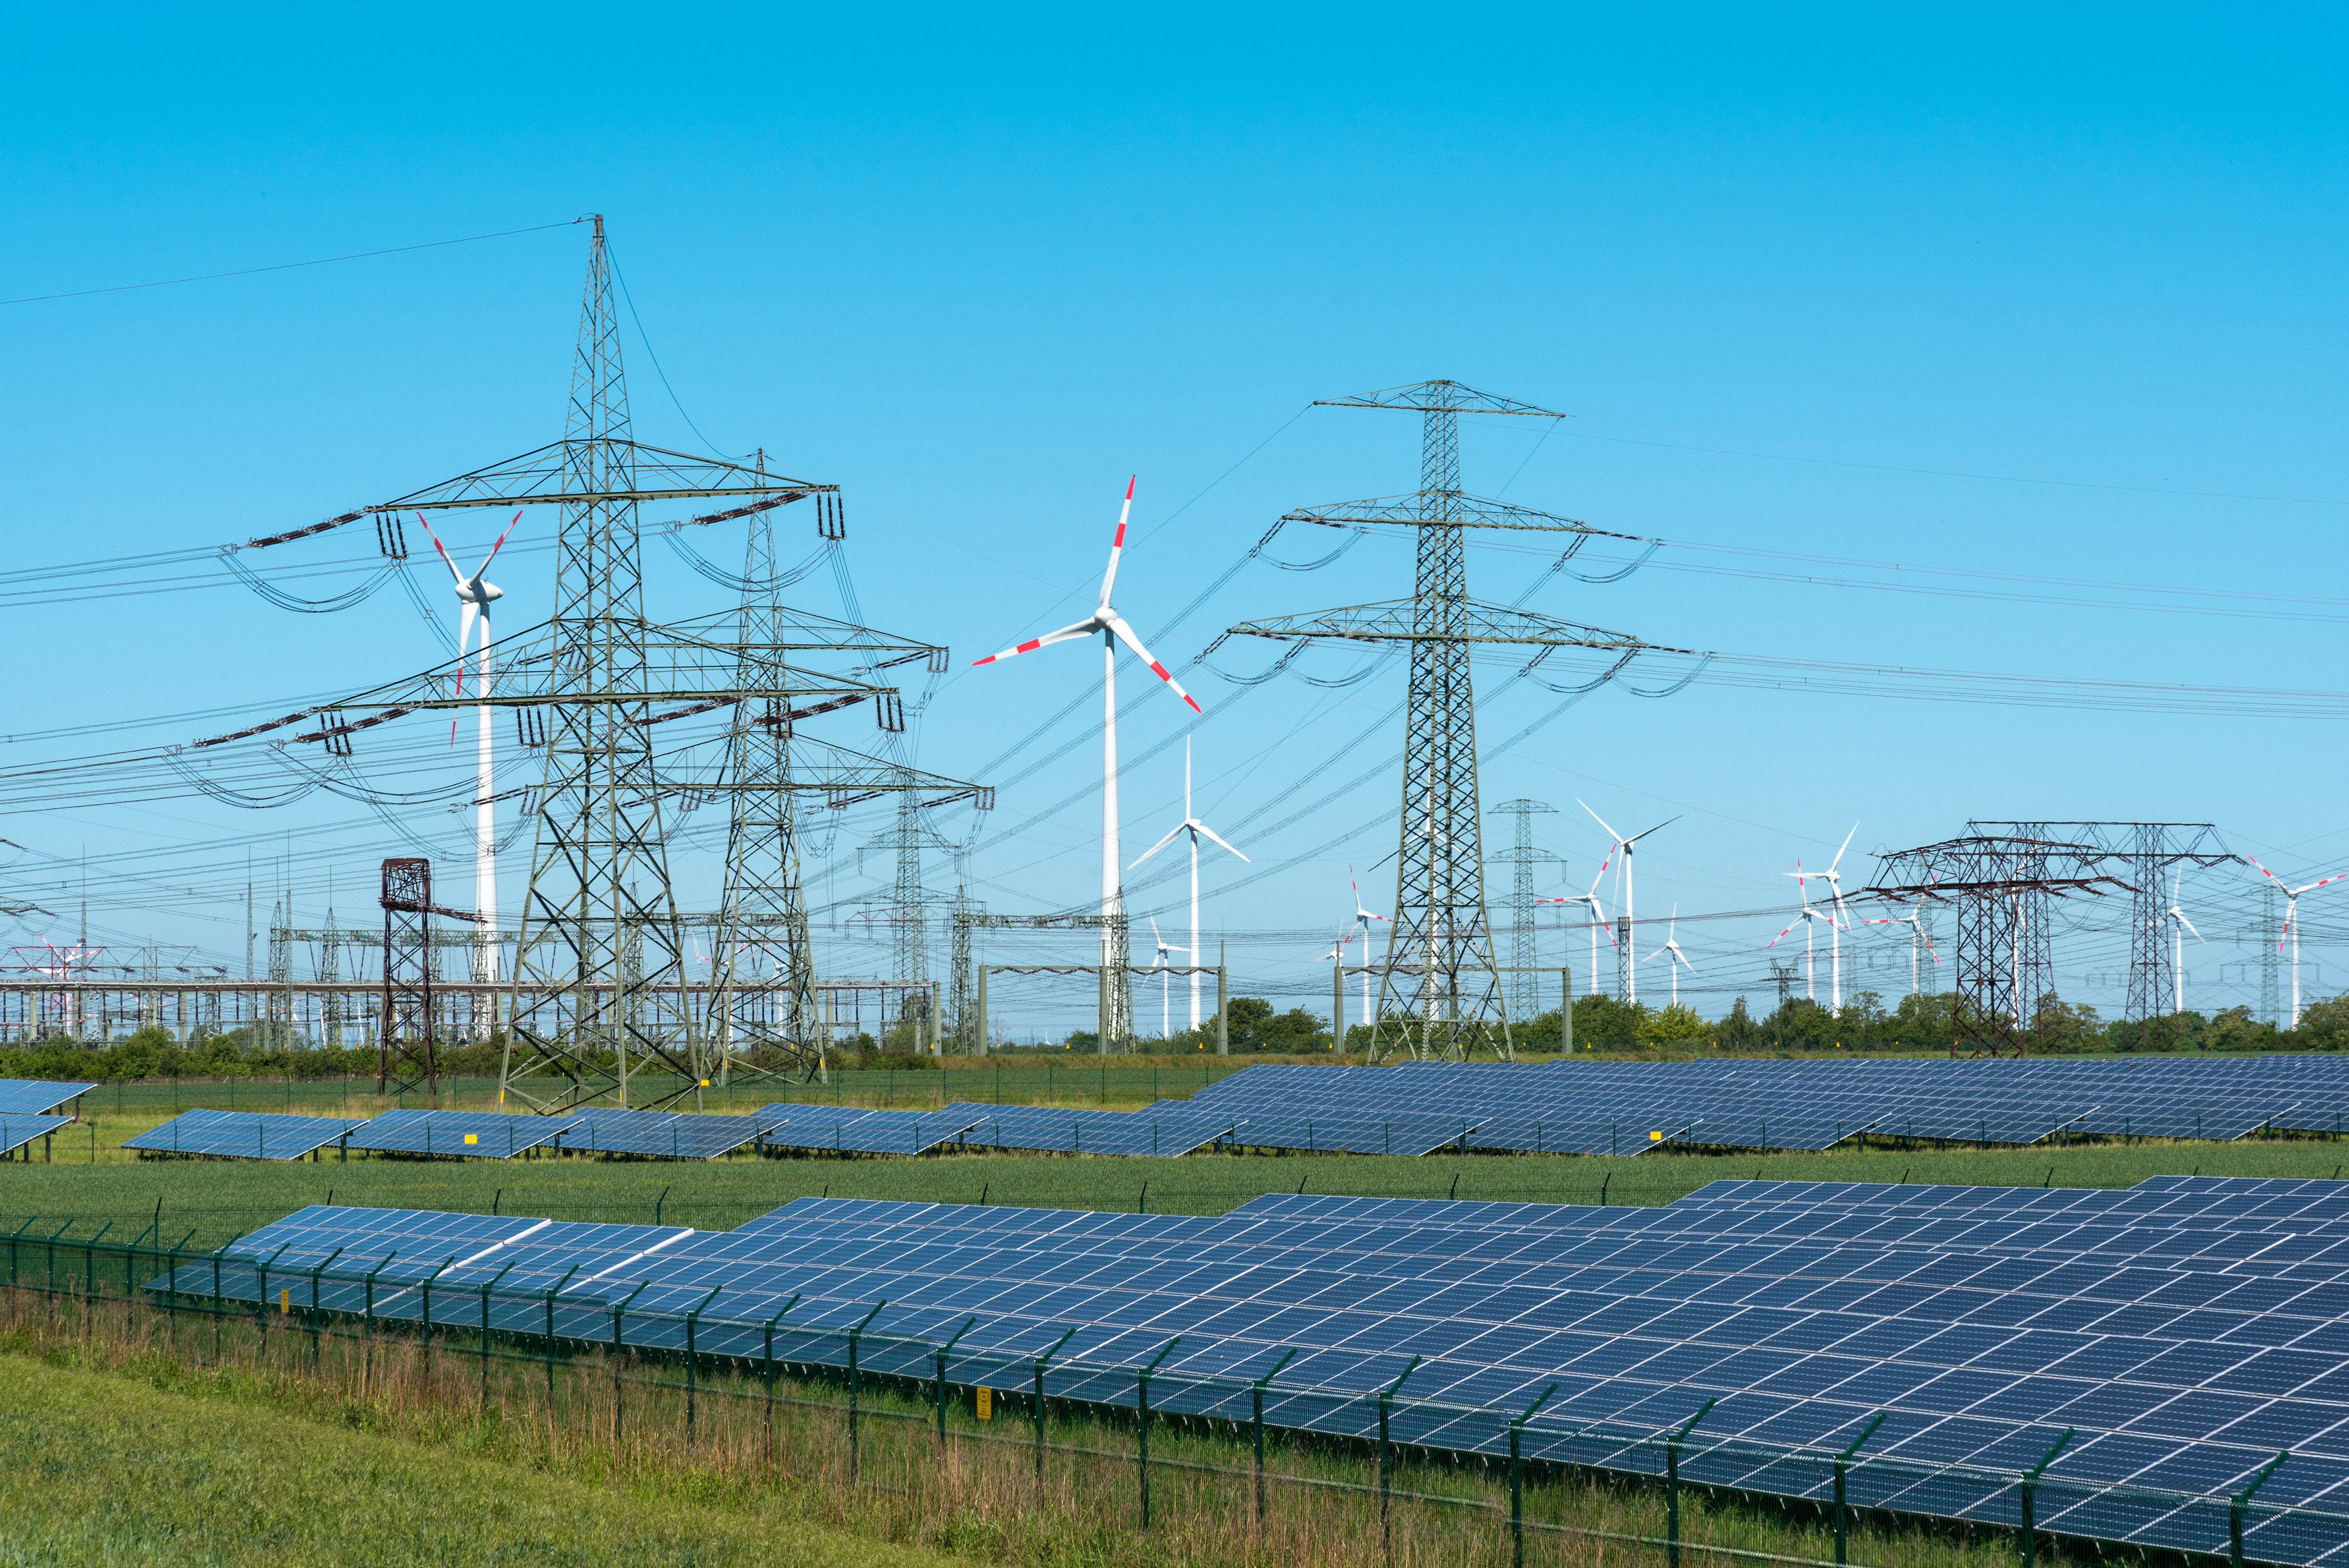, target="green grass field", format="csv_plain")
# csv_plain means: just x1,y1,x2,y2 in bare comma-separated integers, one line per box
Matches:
8,1129,2345,1250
